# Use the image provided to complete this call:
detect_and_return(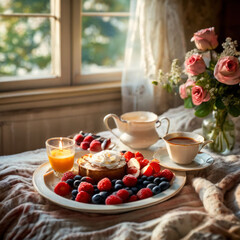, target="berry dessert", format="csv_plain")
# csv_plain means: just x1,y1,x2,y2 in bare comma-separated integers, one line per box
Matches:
74,131,111,152
53,151,175,205
77,150,127,182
